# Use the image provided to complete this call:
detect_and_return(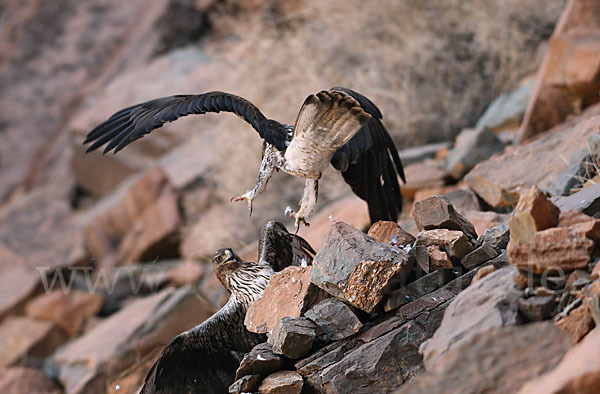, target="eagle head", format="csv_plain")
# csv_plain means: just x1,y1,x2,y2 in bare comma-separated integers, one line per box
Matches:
211,248,274,305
